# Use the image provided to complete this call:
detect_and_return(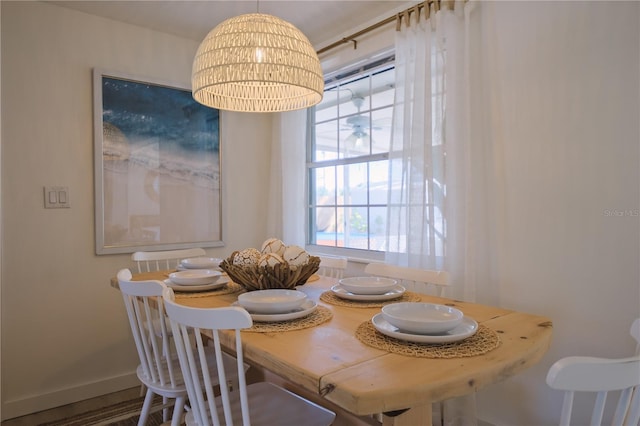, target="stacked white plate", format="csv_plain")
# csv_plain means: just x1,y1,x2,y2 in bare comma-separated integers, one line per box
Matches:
165,269,228,292
178,257,223,271
235,289,317,322
331,276,406,301
373,302,478,343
